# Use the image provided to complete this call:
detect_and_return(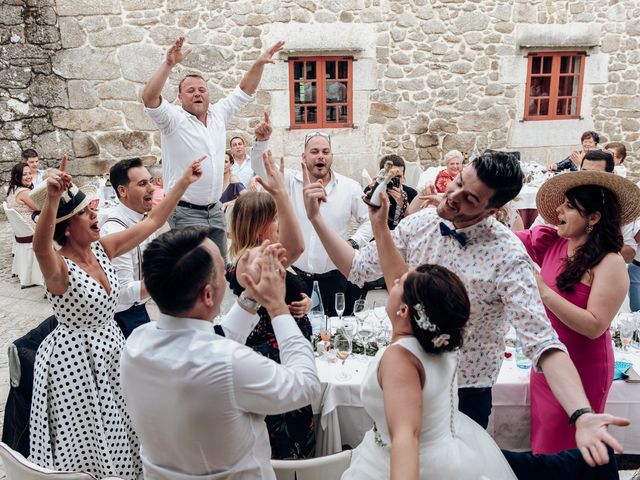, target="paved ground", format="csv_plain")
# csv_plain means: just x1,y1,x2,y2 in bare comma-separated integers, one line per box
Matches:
0,219,636,479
